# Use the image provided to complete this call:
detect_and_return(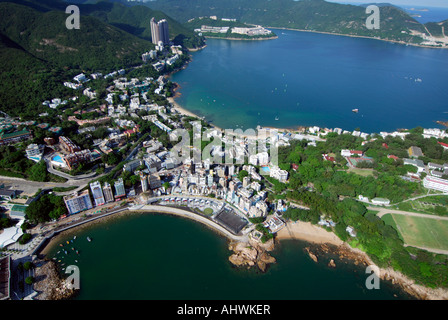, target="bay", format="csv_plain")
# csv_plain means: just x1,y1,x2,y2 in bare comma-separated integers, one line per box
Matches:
46,213,412,300
171,29,448,133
